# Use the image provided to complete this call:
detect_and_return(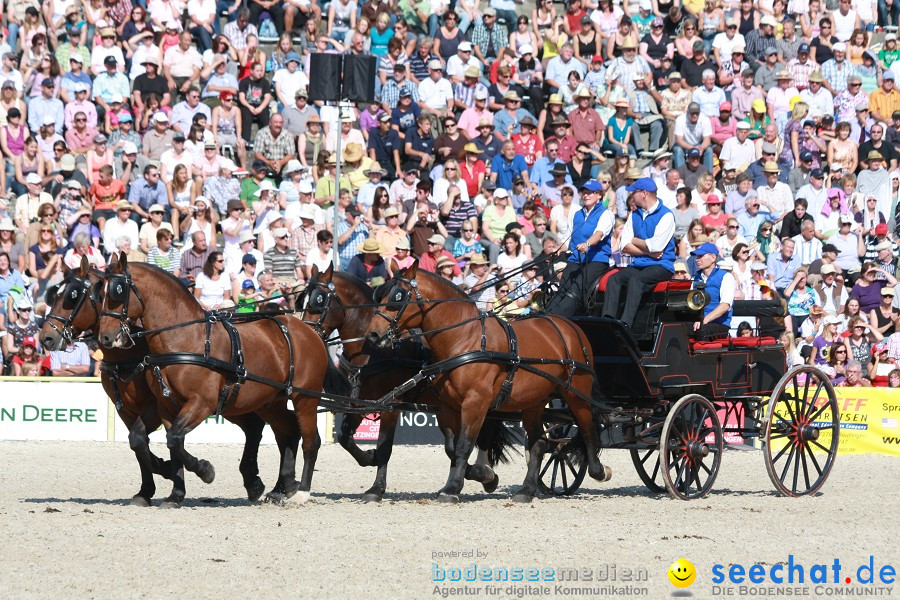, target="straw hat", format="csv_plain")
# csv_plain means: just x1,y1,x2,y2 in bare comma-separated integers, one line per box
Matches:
436,256,456,270
464,142,483,154
469,254,489,265
356,238,384,254
343,143,364,163
762,161,780,173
